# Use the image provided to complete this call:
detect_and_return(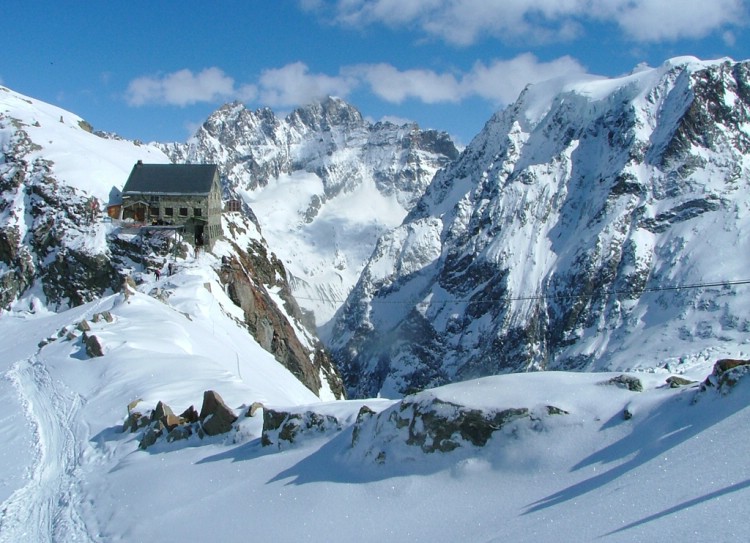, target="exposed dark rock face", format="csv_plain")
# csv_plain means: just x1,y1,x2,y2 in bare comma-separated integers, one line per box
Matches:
330,58,750,398
200,390,238,436
0,141,122,308
395,398,529,453
218,238,345,399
